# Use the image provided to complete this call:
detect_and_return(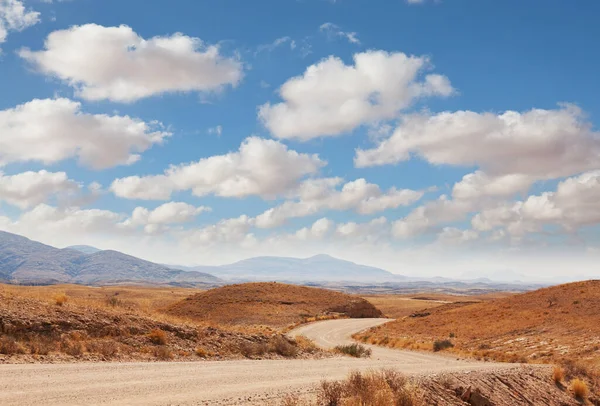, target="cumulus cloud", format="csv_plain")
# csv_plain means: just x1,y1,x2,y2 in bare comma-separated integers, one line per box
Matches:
19,24,243,103
123,202,210,234
0,0,40,47
0,98,170,169
295,217,334,240
355,105,600,179
111,137,325,200
436,227,479,244
255,178,423,228
183,215,255,246
472,171,600,236
319,22,360,45
259,50,453,140
0,170,79,209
